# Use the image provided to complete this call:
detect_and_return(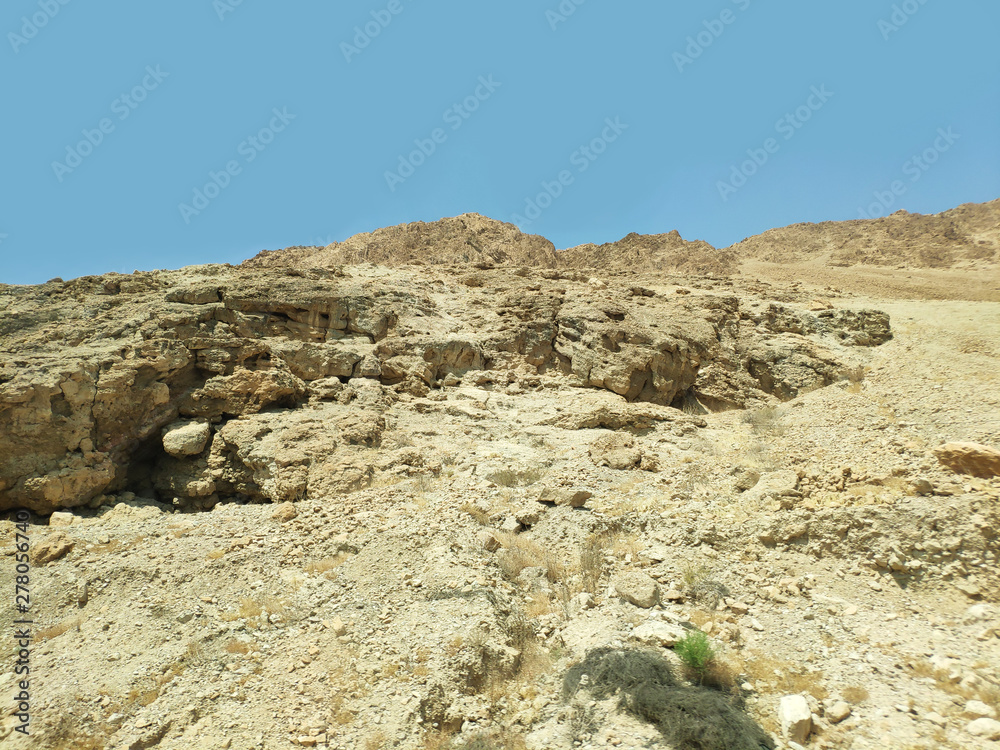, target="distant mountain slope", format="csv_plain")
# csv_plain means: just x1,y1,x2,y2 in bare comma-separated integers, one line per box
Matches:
725,200,1000,268
243,213,558,269
556,230,734,275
